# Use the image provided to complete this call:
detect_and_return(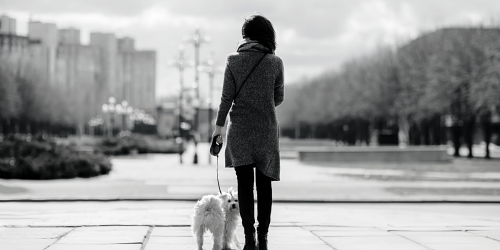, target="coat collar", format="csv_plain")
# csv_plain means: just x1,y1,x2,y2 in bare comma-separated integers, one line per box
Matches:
236,38,273,54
